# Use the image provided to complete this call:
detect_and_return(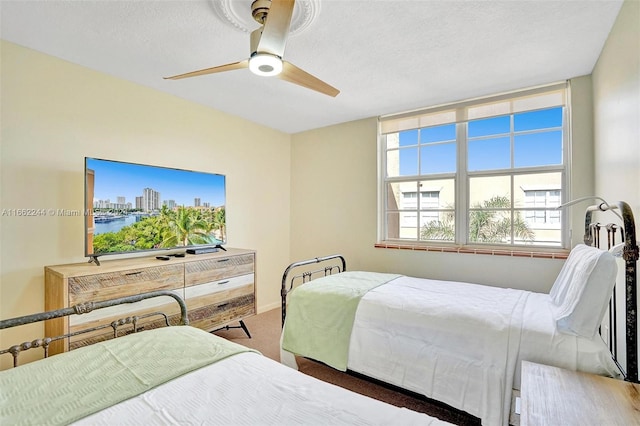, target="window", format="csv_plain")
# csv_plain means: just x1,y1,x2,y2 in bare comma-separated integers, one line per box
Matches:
379,83,568,248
